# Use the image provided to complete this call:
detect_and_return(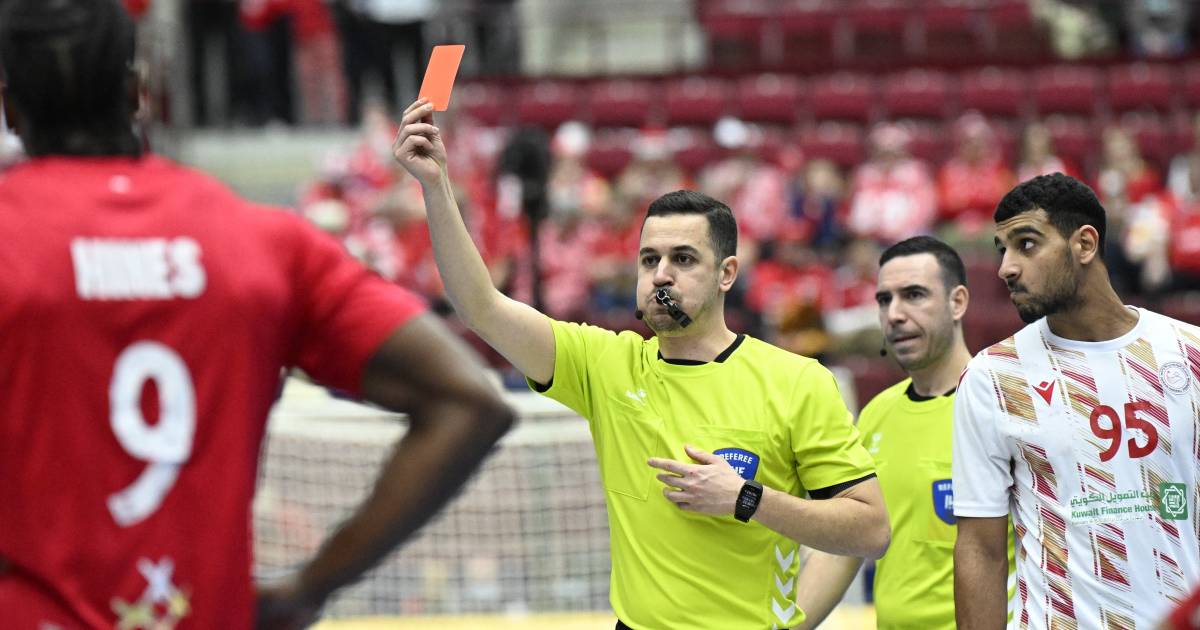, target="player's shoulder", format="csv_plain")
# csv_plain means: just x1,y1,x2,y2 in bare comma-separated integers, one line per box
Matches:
1140,307,1200,339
